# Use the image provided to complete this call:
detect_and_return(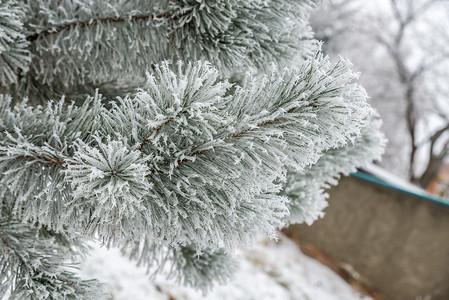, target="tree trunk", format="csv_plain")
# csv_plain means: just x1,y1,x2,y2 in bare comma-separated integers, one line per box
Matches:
419,155,443,189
